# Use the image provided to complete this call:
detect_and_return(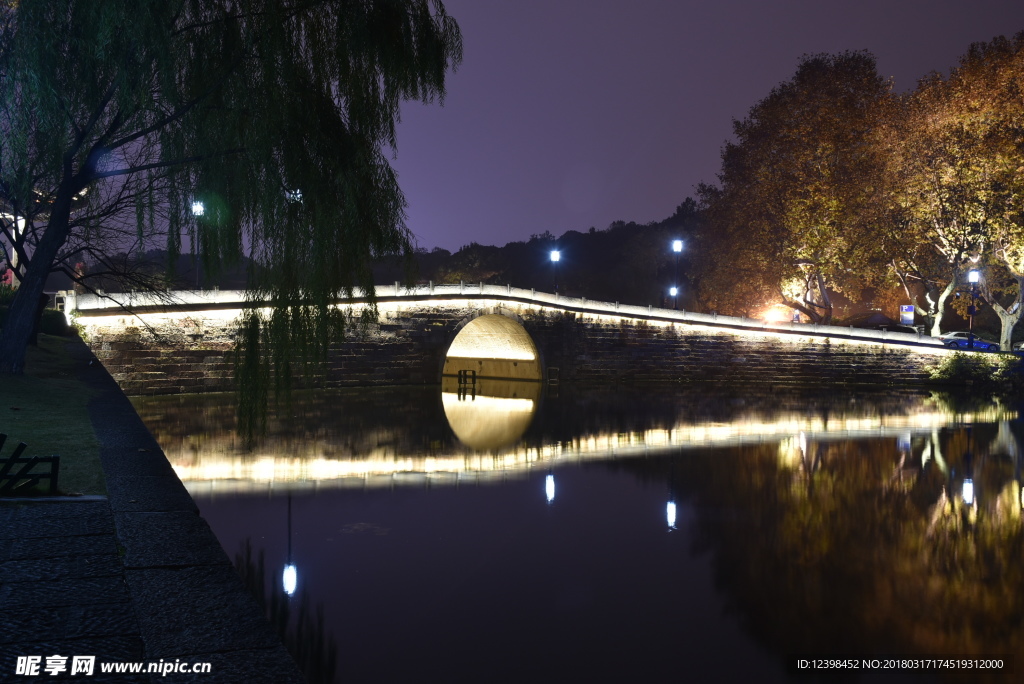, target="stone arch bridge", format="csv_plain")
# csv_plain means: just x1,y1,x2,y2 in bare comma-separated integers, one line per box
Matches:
64,284,950,396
